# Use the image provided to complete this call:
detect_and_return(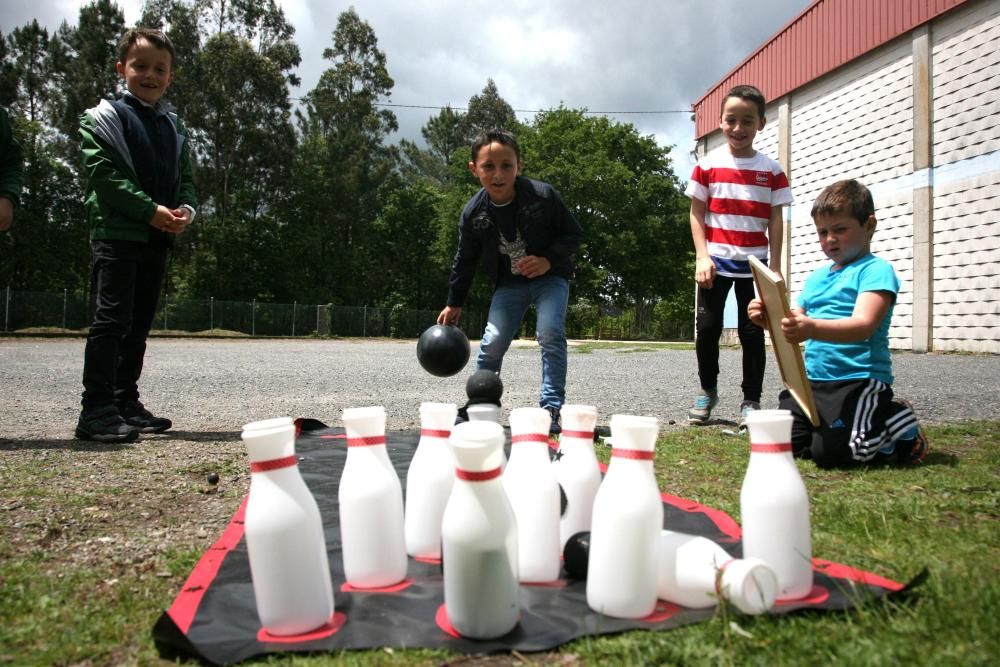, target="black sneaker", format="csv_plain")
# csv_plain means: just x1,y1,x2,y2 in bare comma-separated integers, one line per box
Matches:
75,405,139,443
455,404,469,425
546,406,562,435
117,400,172,433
